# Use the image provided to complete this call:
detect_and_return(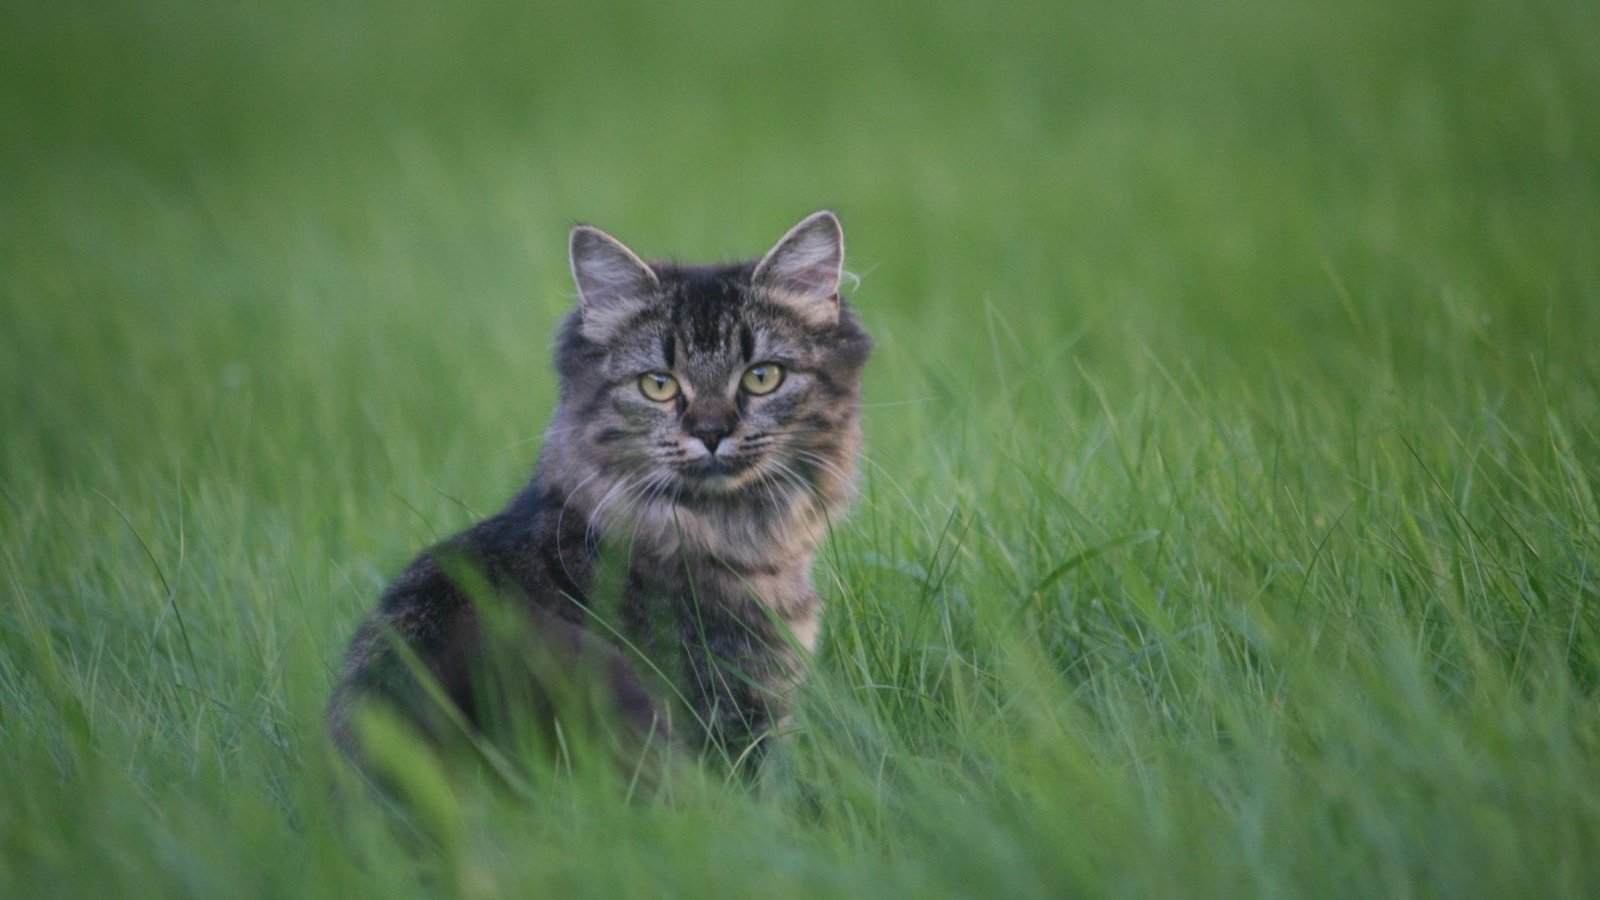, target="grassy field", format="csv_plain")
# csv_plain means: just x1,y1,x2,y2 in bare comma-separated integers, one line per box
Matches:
4,0,1600,895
